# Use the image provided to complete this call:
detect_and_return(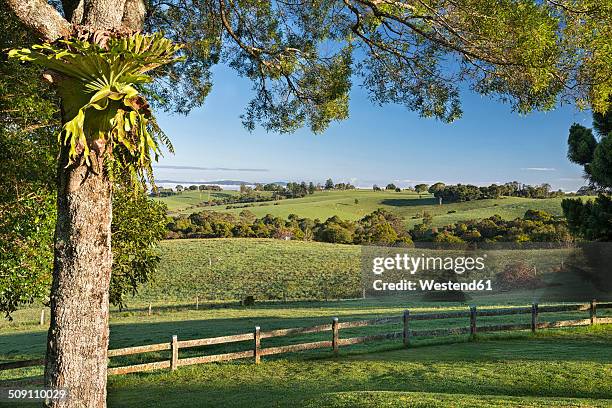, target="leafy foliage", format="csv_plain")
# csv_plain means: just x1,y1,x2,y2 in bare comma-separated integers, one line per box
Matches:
146,0,612,132
110,188,168,308
0,12,172,316
167,208,569,245
562,195,612,241
434,182,563,203
8,33,182,183
563,108,612,241
567,123,597,166
0,194,55,317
